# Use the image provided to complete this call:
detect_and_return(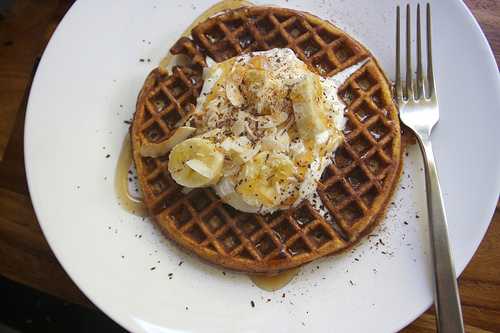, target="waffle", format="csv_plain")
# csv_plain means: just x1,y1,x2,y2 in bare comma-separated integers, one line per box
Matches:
131,6,404,275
